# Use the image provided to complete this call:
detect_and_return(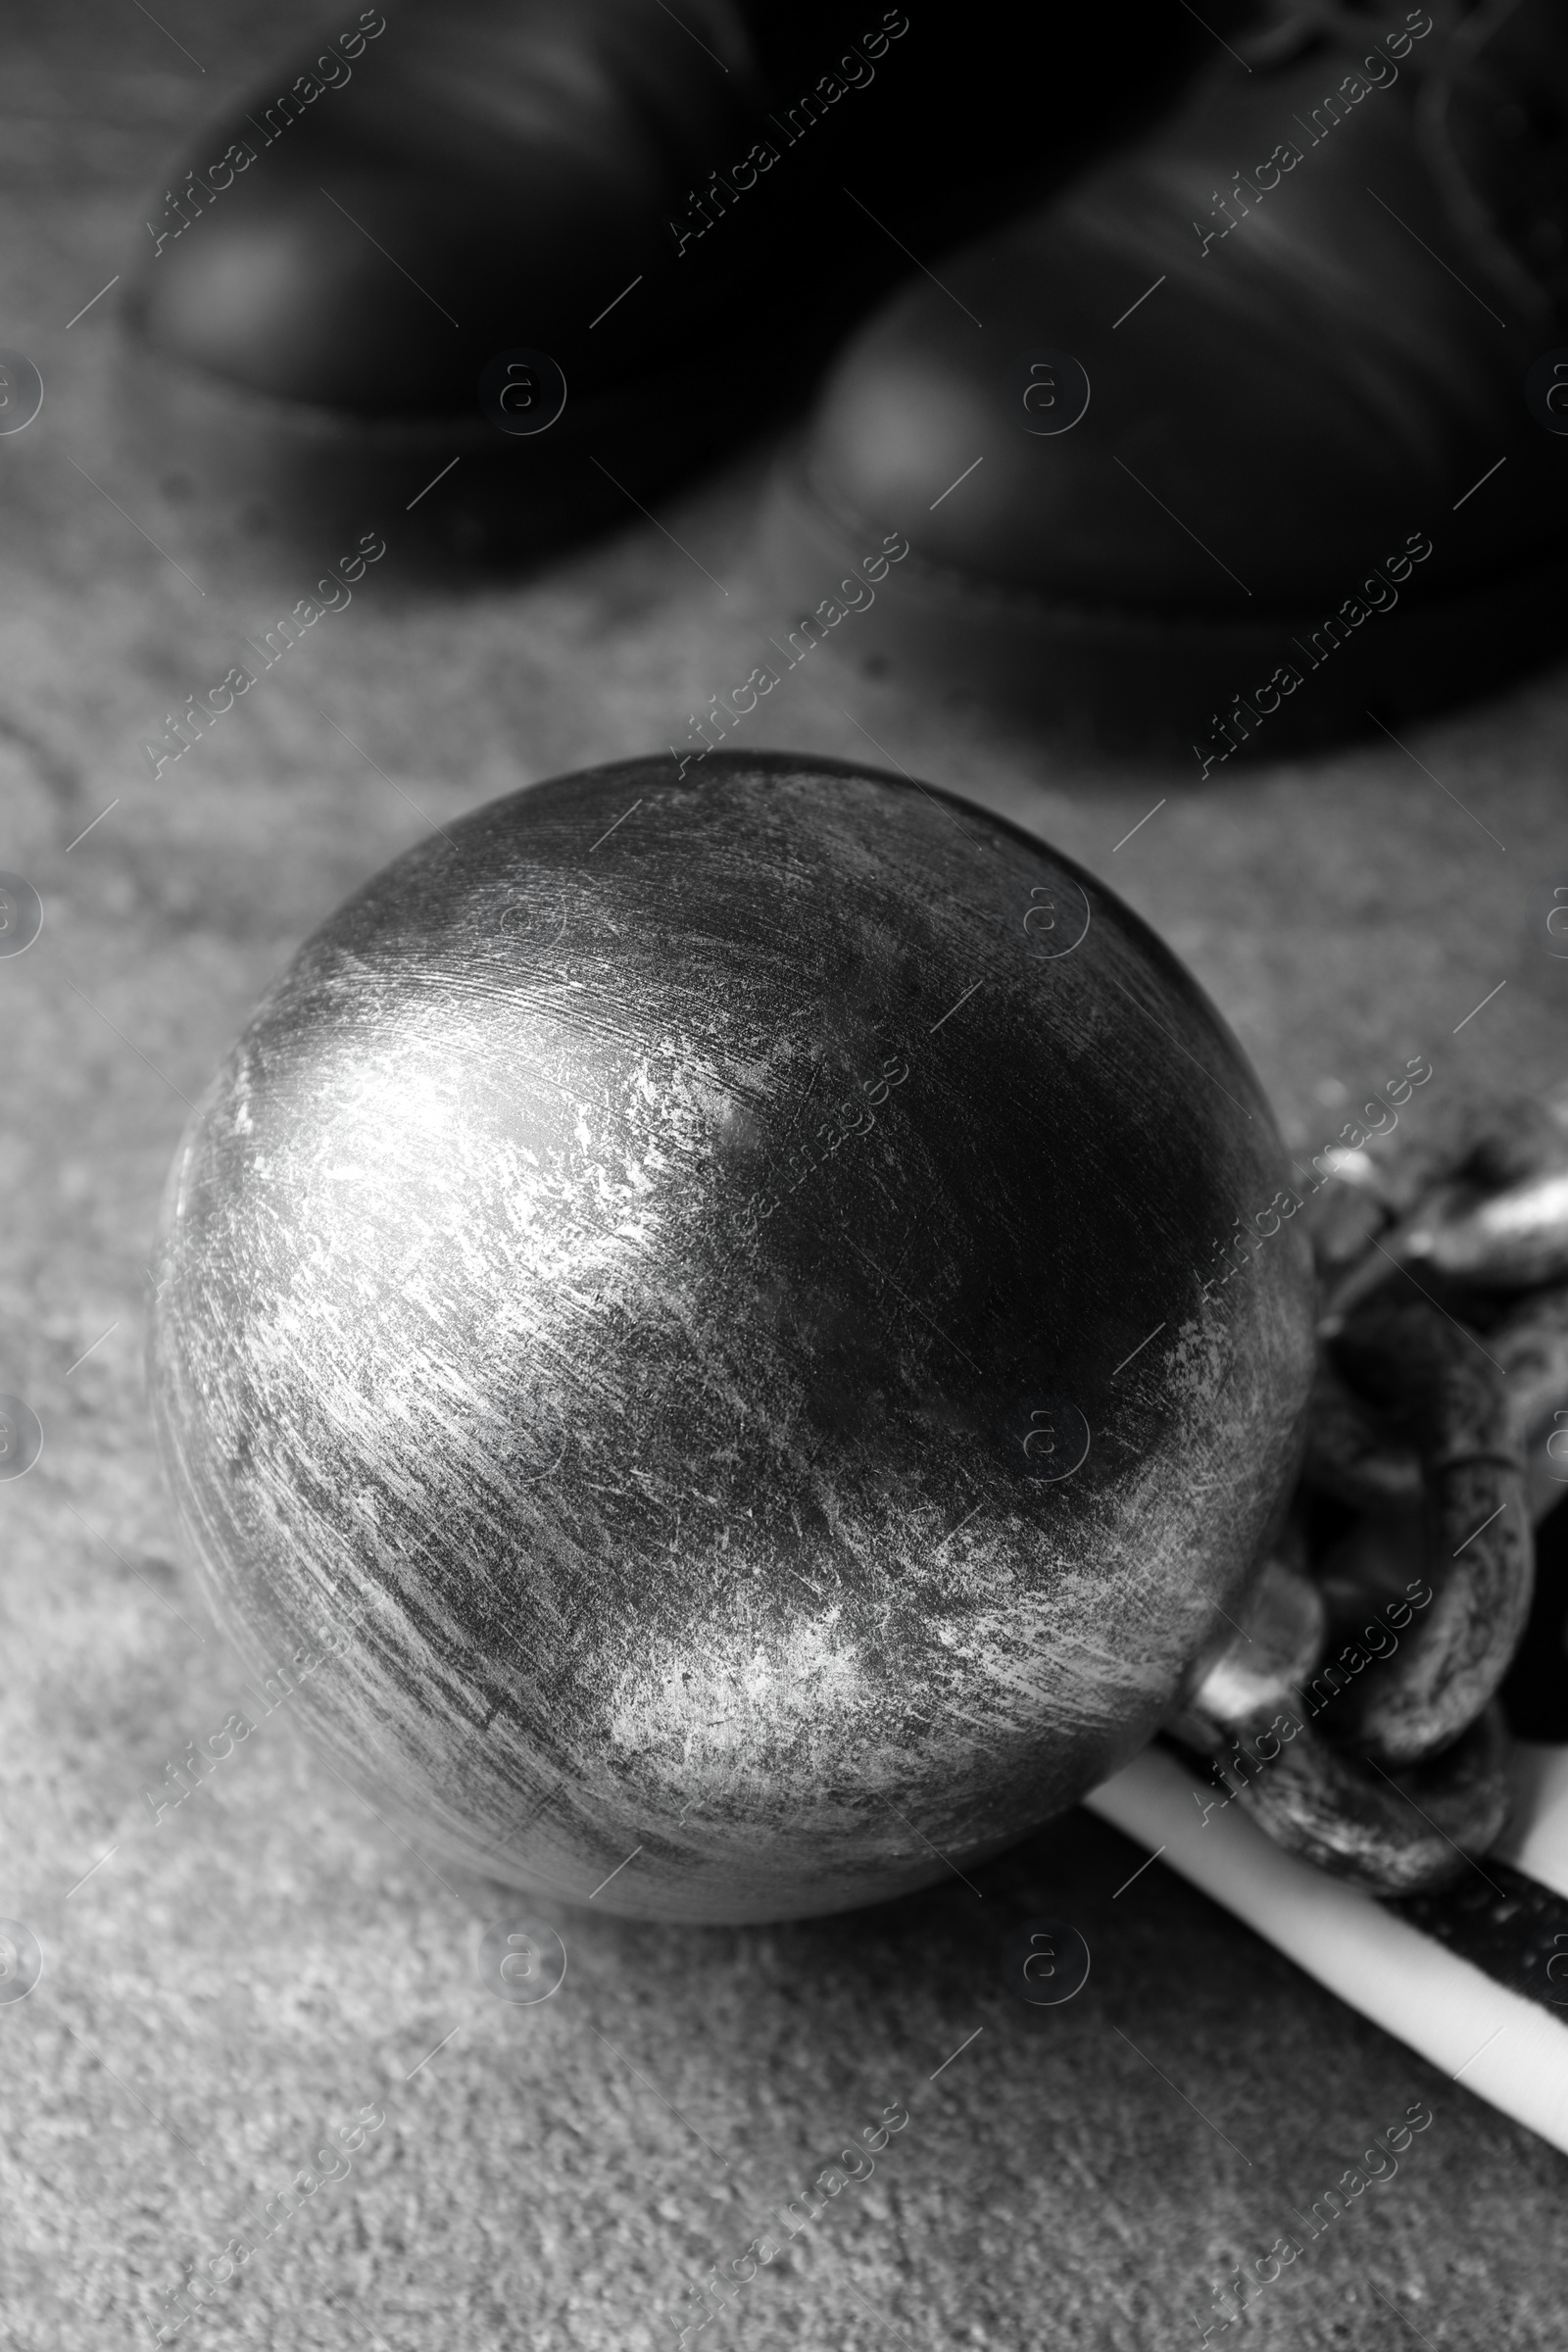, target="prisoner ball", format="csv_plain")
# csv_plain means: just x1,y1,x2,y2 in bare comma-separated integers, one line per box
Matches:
149,752,1313,1922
